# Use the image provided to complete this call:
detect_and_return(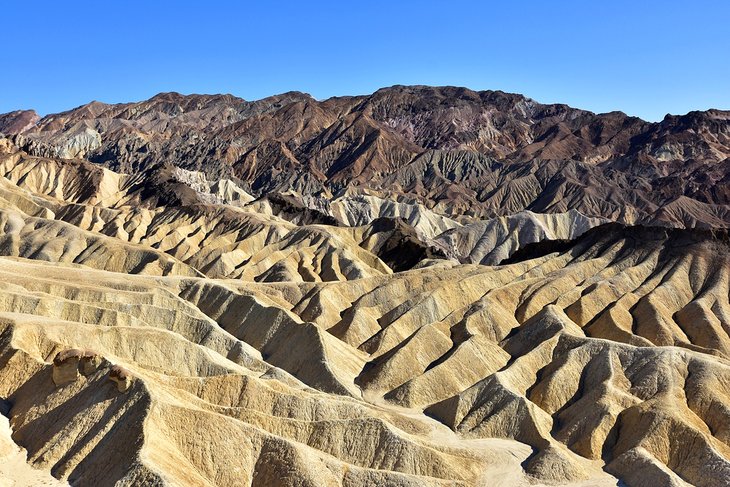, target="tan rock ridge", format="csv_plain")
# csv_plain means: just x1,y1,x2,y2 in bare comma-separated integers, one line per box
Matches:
0,146,613,279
